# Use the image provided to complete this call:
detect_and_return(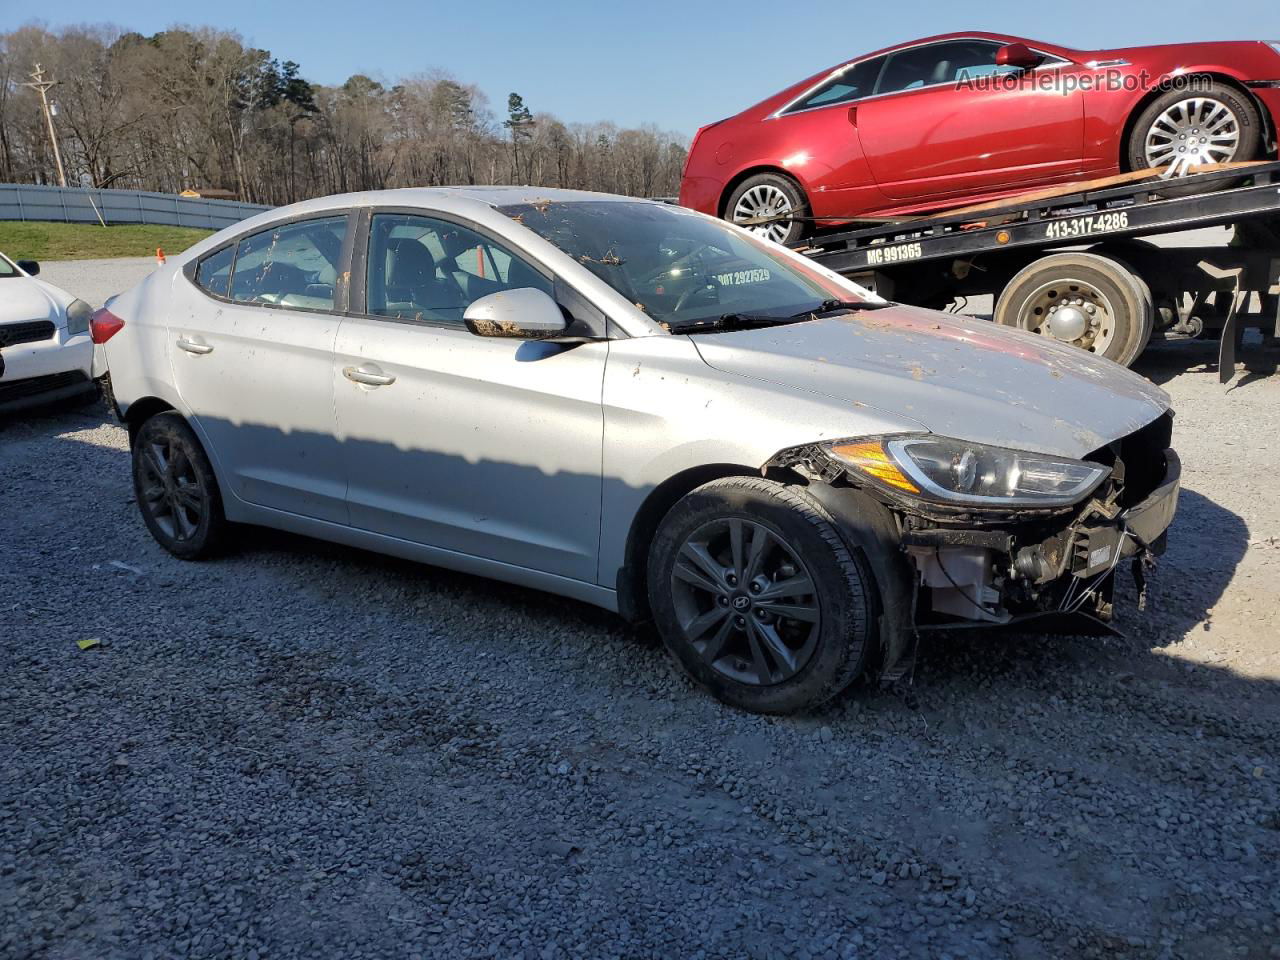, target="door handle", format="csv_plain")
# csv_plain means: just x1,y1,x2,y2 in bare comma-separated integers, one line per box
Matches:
847,105,858,127
343,365,396,387
176,336,214,355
